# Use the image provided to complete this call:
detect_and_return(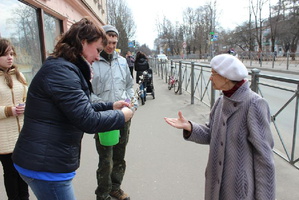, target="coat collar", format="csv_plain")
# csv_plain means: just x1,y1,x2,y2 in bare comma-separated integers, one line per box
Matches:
224,80,250,102
221,81,251,116
71,56,93,94
0,67,16,75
